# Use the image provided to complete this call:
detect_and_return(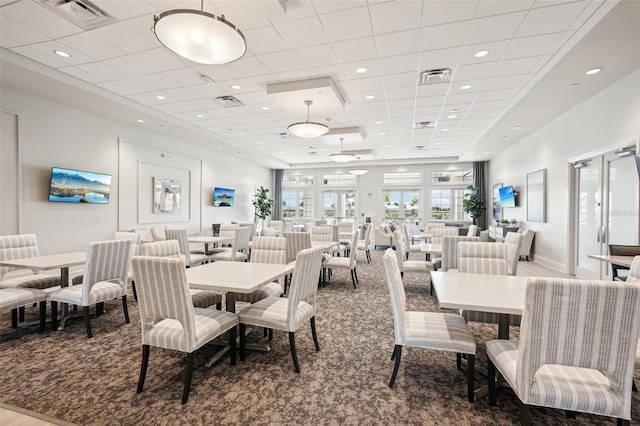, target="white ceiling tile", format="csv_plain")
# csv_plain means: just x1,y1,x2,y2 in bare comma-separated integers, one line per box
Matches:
457,40,510,65
418,47,463,70
163,86,207,101
378,53,418,76
320,7,372,42
58,66,104,84
92,0,156,20
154,101,200,114
312,0,367,15
138,72,183,90
490,56,540,77
385,86,416,101
420,21,473,50
121,15,161,43
474,0,535,18
258,50,304,73
276,16,329,48
370,0,423,34
421,0,477,27
383,72,419,89
293,44,339,68
226,56,271,78
452,62,496,81
475,88,512,102
416,95,446,107
516,1,588,38
375,29,421,58
133,48,190,72
273,69,312,82
547,30,575,55
58,32,125,61
502,33,562,59
244,26,289,55
9,43,89,68
2,0,82,39
103,56,156,77
347,76,383,93
467,11,527,44
0,16,49,47
92,22,158,54
332,37,377,63
96,77,156,95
